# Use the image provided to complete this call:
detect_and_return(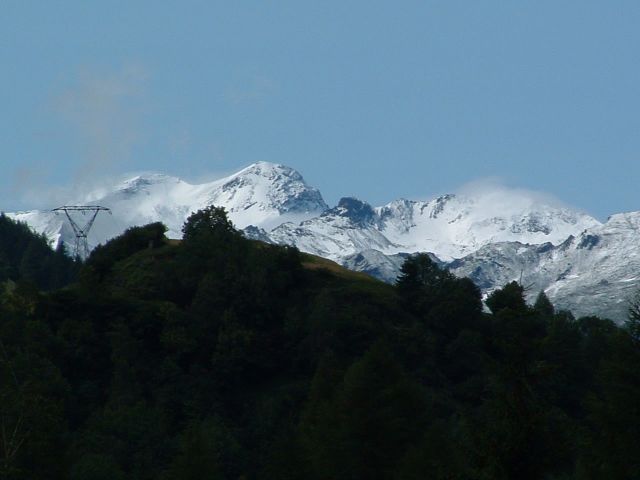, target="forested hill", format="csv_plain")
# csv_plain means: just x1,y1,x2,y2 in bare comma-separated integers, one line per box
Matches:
1,206,640,479
0,213,78,290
